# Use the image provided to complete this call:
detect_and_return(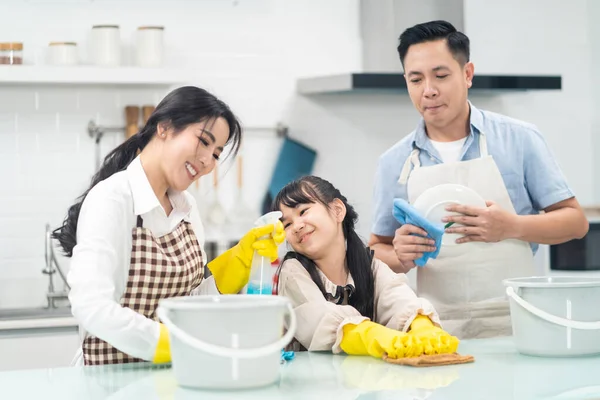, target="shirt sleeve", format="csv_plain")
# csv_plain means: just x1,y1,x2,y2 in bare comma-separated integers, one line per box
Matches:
67,183,159,361
278,259,368,353
371,155,402,237
522,127,575,210
372,259,441,331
